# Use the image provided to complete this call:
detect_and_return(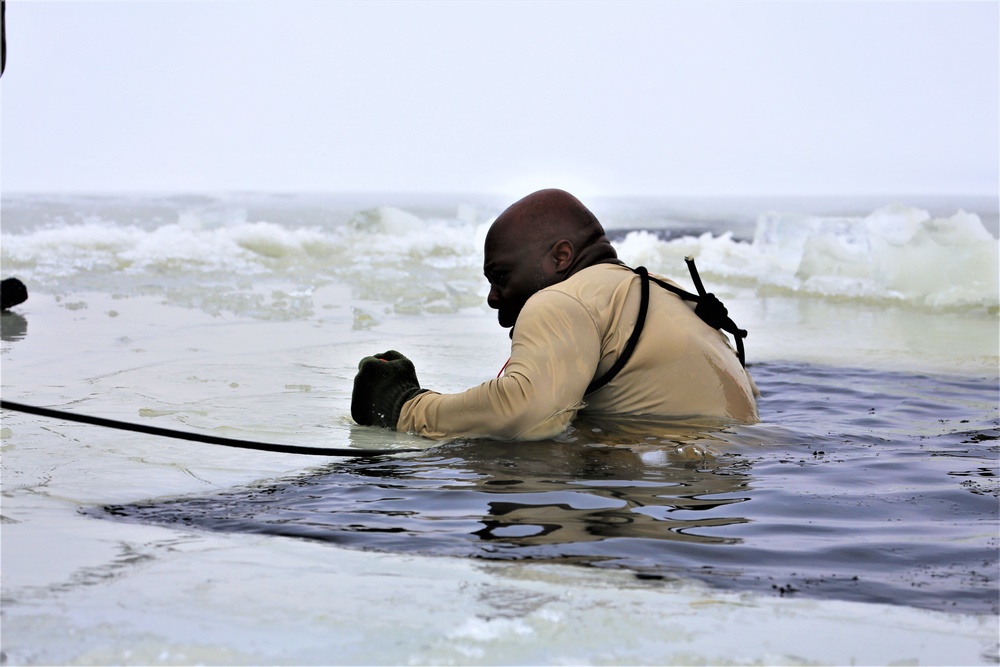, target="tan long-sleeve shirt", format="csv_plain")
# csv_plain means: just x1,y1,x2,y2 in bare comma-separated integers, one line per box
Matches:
398,263,758,440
